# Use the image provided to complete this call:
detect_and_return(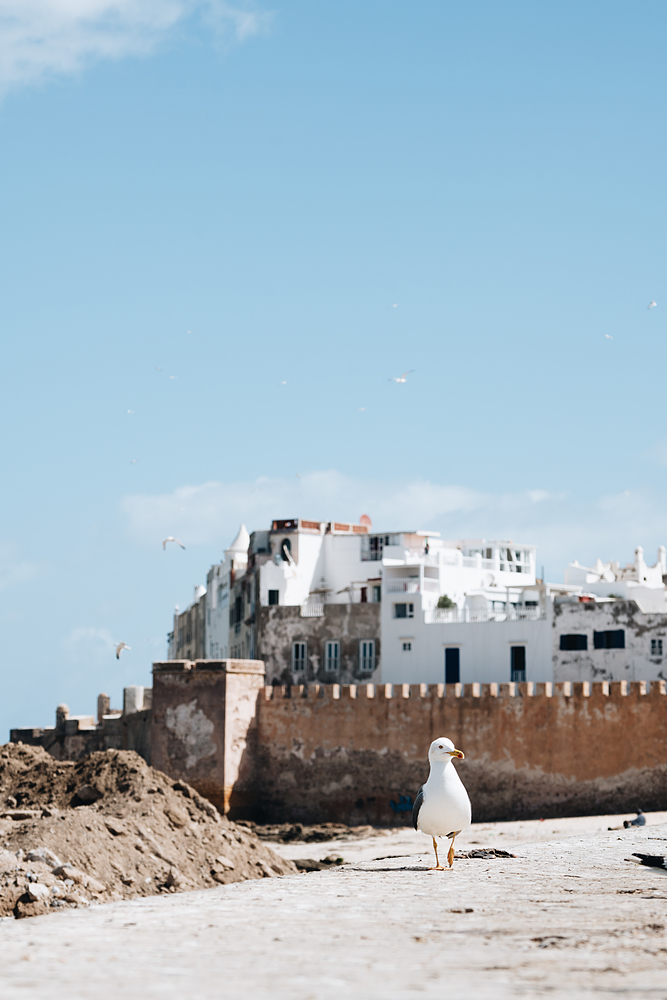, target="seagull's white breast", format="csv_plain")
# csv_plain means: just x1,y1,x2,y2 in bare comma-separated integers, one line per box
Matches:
417,762,471,838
